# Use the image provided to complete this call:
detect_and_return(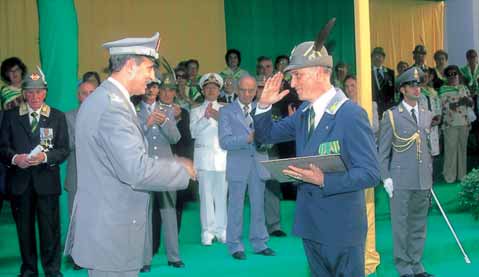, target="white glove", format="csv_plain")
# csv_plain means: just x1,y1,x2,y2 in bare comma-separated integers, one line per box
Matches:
383,178,393,198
